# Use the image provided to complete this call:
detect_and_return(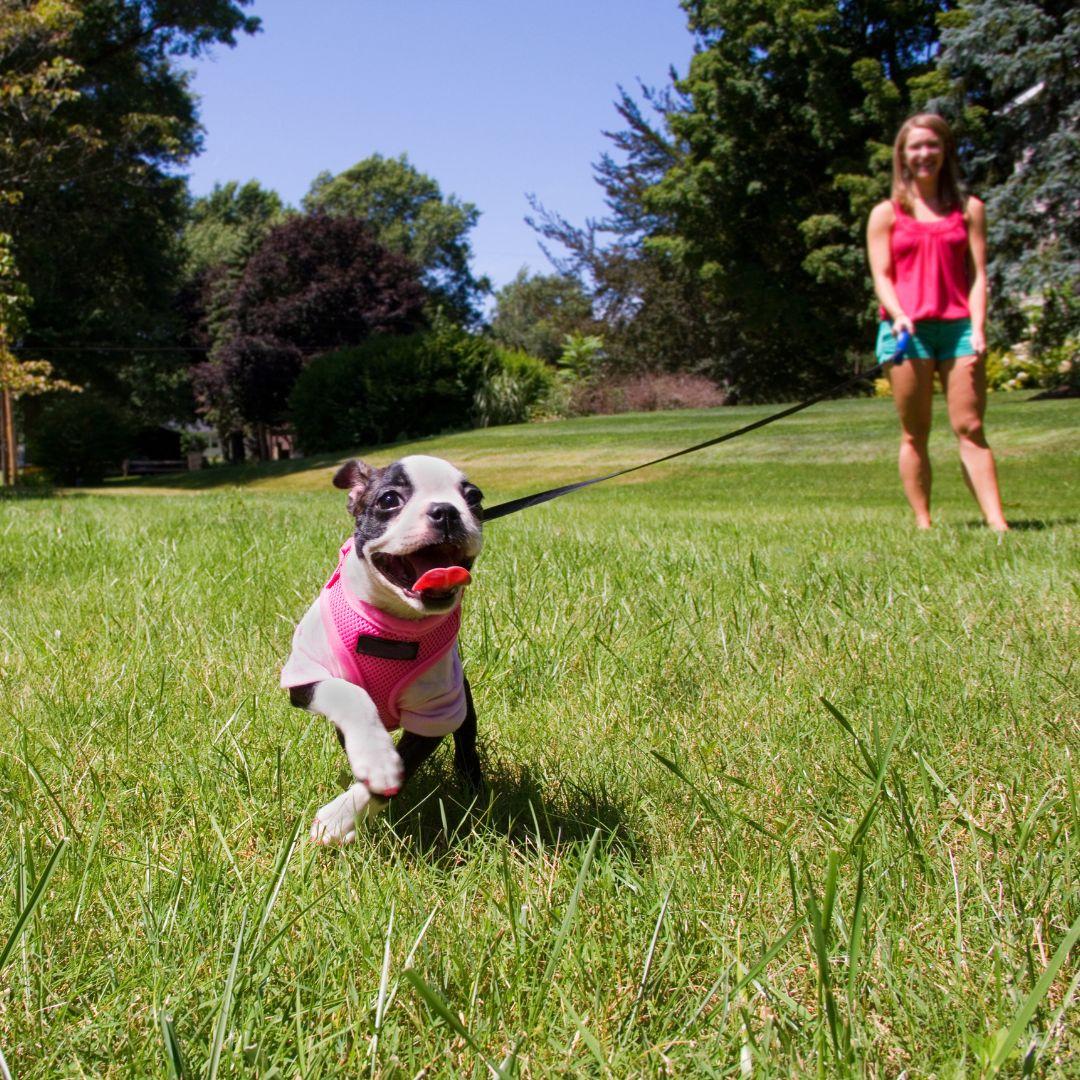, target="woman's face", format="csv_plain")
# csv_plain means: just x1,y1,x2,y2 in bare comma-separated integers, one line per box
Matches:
903,126,944,183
